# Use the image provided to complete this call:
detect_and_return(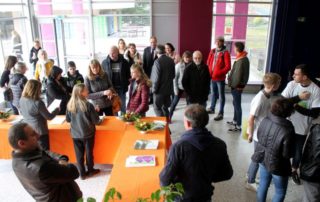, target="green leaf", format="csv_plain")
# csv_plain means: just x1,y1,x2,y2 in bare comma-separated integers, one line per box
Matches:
109,188,115,199
77,198,84,202
116,192,122,200
87,197,96,202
